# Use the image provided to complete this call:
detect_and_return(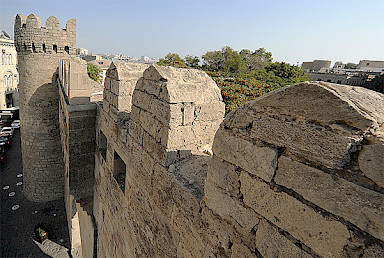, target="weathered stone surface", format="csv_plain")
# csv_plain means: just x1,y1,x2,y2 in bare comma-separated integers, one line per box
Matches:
222,82,384,170
248,82,384,131
362,245,384,258
195,102,225,121
240,172,350,257
275,156,384,240
358,143,384,188
205,180,260,231
213,128,277,182
255,219,311,258
16,14,76,202
230,243,254,258
143,65,222,104
206,155,237,190
275,156,384,239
